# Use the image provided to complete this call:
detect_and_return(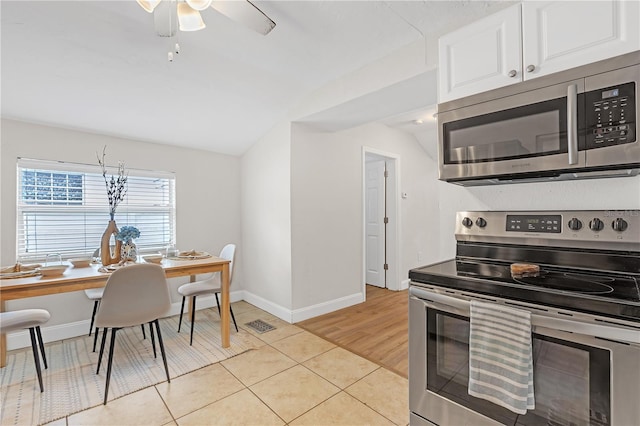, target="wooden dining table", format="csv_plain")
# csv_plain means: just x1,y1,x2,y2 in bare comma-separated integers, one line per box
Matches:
0,256,231,368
